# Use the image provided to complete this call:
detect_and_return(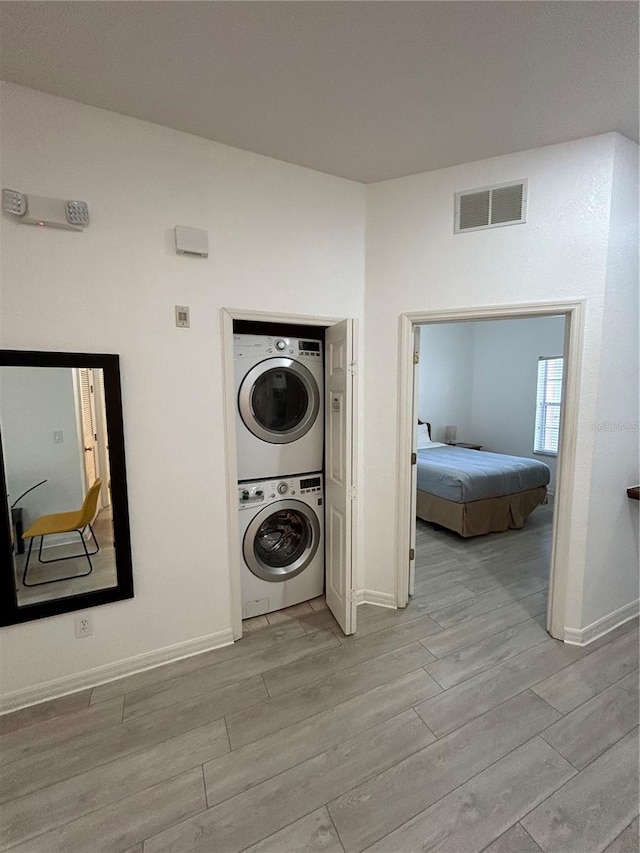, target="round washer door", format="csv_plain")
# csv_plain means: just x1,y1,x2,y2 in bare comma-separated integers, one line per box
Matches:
243,499,320,582
238,357,320,444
